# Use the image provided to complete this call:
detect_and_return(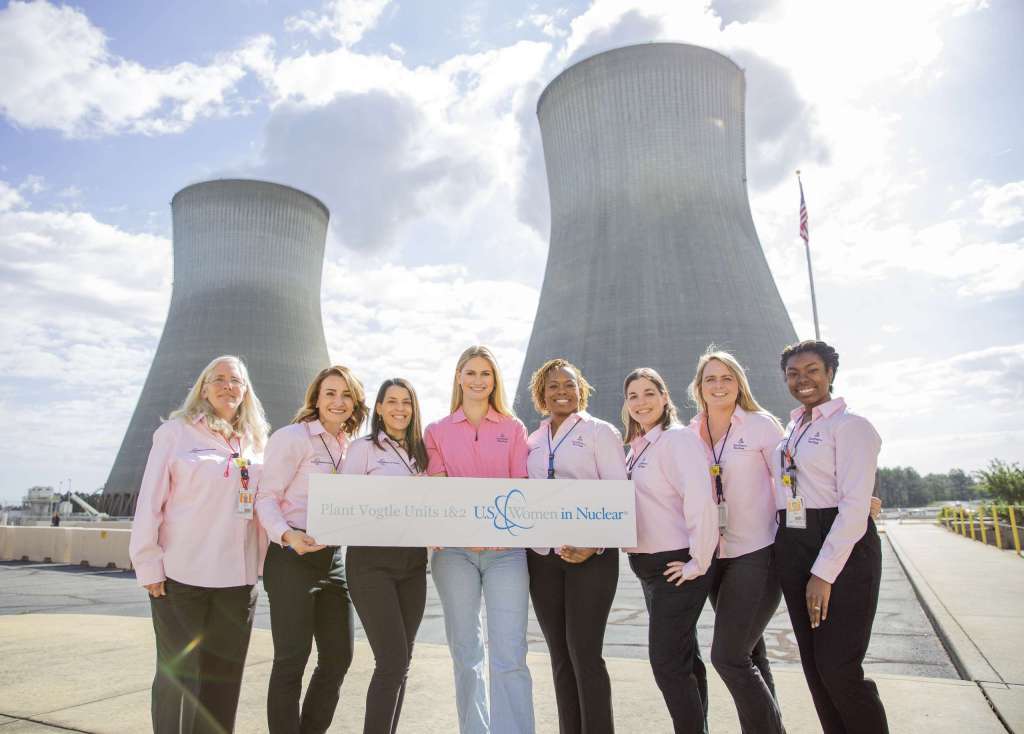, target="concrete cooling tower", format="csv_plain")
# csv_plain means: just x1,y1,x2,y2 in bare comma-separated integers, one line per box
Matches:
515,43,798,426
101,179,331,515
